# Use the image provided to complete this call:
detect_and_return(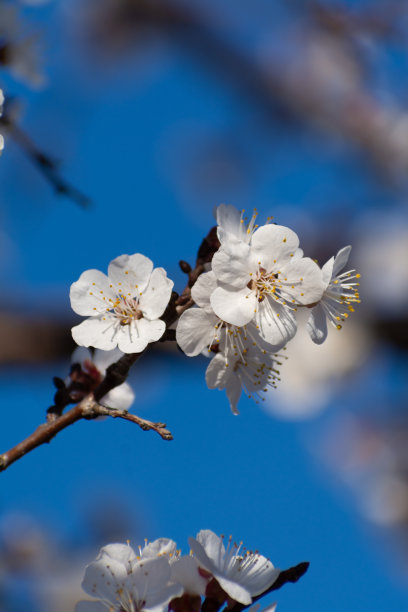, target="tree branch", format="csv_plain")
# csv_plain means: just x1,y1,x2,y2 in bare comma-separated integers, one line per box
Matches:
0,226,215,472
0,395,172,472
